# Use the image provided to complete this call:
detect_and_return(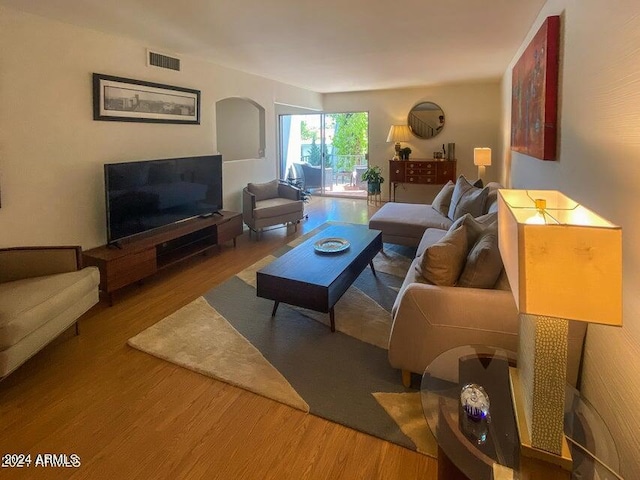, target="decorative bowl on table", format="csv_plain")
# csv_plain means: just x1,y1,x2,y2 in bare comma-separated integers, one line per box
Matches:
313,237,350,254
